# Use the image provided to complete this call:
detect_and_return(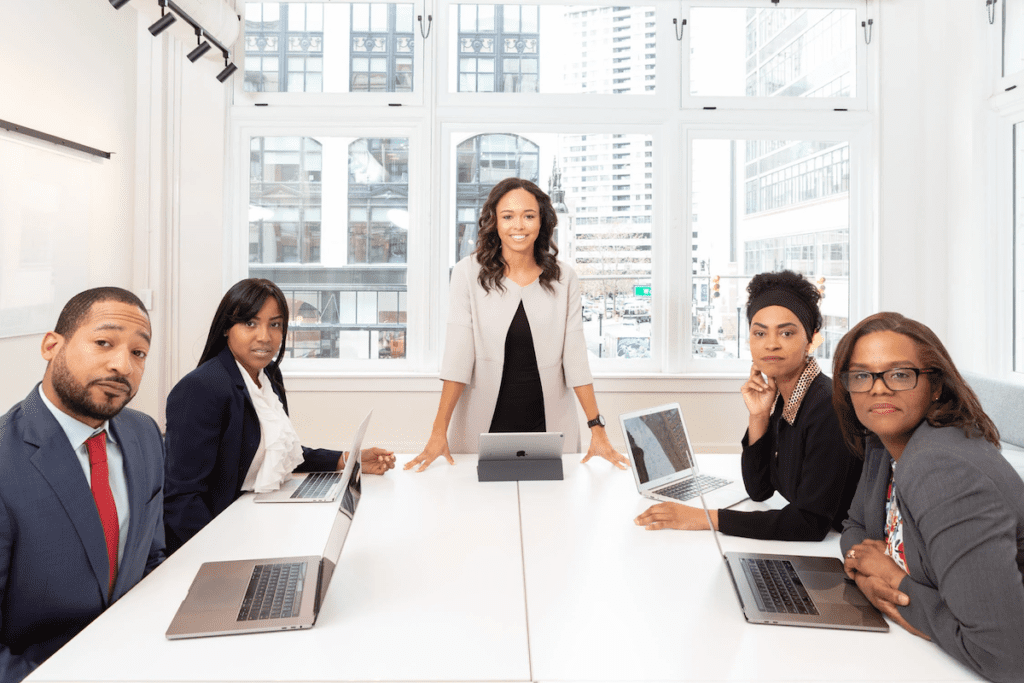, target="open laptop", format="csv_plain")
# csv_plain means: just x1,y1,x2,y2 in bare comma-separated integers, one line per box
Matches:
255,411,372,503
691,472,889,632
165,420,365,639
619,403,747,509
